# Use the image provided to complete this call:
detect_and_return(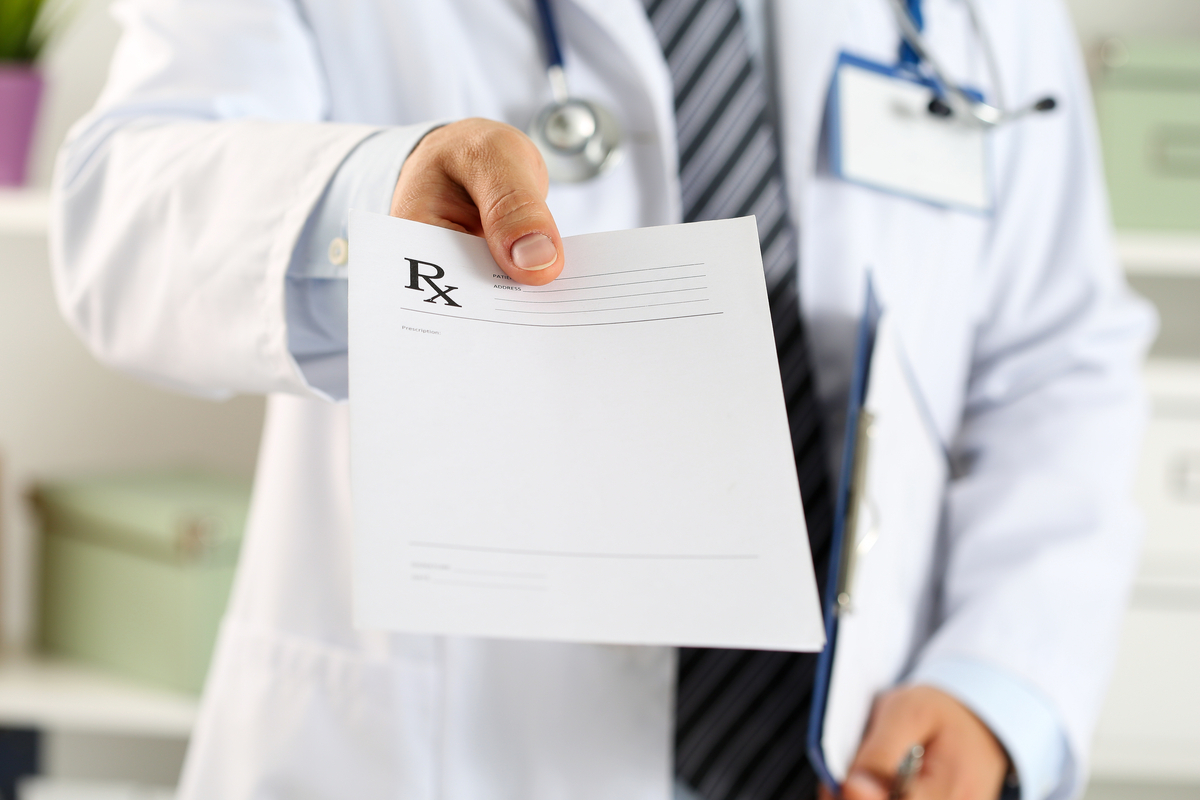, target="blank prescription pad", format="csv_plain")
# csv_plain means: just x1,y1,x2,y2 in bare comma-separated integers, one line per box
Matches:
348,211,824,651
